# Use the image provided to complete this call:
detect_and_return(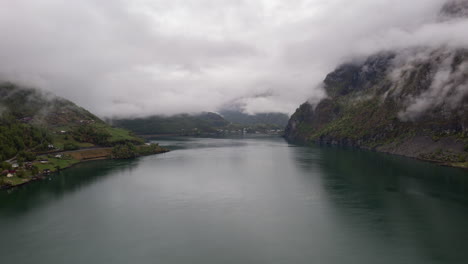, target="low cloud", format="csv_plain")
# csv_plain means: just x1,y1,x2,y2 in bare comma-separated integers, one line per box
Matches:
396,49,468,121
0,0,465,117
